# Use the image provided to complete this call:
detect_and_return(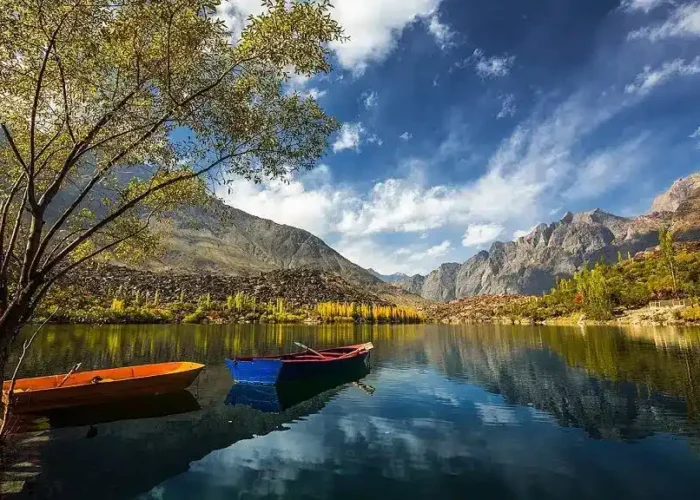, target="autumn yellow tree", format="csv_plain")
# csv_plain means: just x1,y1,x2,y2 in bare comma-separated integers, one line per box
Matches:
0,0,344,376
